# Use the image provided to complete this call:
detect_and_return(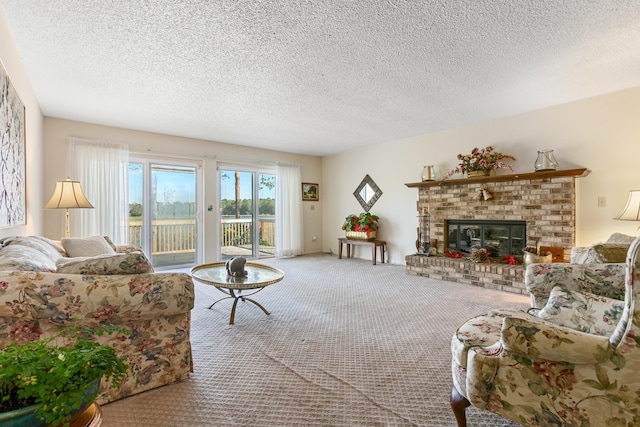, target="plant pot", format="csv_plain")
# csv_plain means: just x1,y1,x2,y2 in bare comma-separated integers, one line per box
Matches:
0,403,43,427
467,170,491,178
346,231,376,241
0,379,100,427
0,403,102,427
